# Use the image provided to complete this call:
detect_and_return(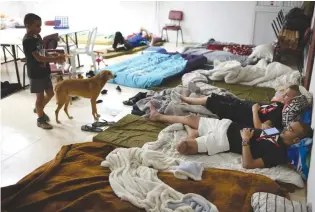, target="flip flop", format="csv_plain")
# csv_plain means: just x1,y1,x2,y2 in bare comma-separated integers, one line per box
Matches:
116,86,122,92
123,98,137,106
101,89,108,95
81,124,103,132
92,120,116,127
